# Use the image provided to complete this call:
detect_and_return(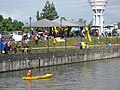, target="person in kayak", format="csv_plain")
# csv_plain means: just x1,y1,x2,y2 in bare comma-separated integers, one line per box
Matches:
27,70,32,77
